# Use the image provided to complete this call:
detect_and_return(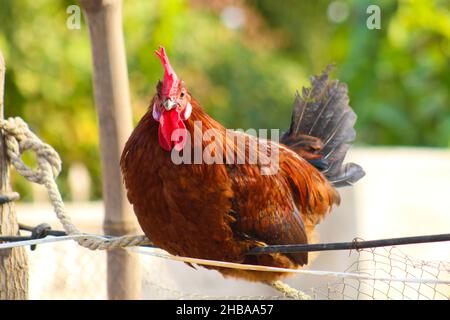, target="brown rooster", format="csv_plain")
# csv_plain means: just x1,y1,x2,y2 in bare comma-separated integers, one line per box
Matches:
120,47,364,283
